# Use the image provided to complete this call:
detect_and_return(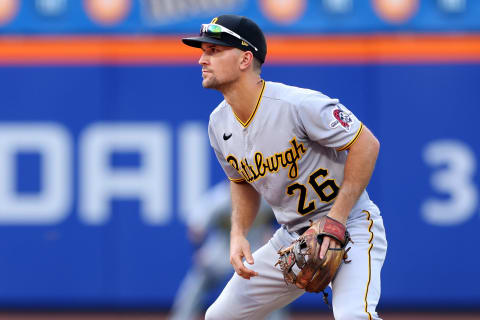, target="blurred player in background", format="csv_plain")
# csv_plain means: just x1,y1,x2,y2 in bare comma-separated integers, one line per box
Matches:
169,181,288,320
